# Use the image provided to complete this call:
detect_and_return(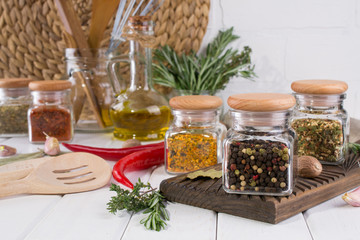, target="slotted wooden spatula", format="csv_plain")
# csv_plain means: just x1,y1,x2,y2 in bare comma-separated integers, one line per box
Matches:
0,156,50,182
0,152,111,198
